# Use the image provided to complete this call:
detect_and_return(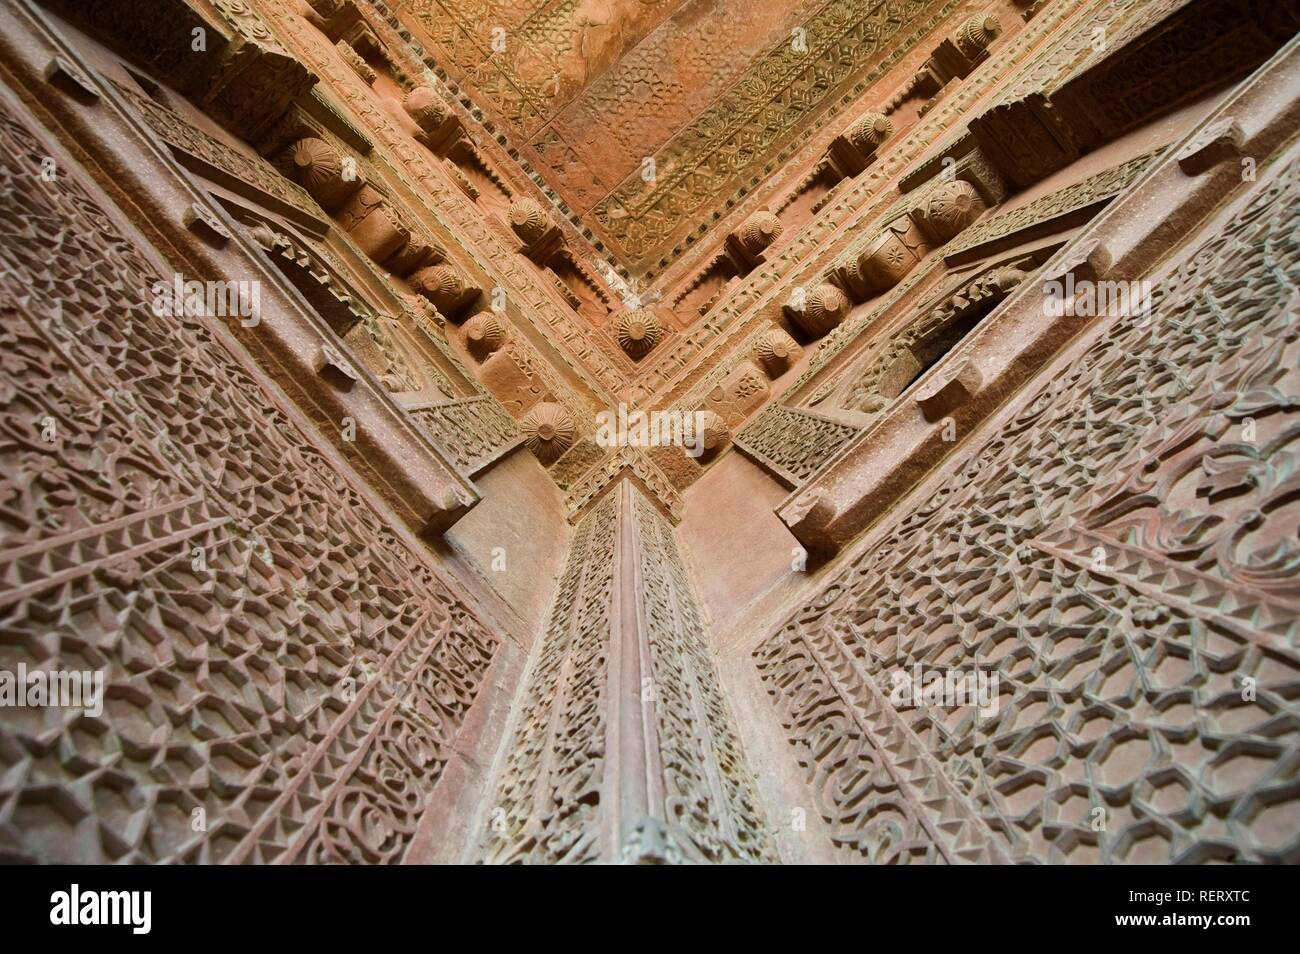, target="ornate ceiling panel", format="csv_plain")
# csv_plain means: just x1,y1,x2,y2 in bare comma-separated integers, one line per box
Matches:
401,0,958,278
